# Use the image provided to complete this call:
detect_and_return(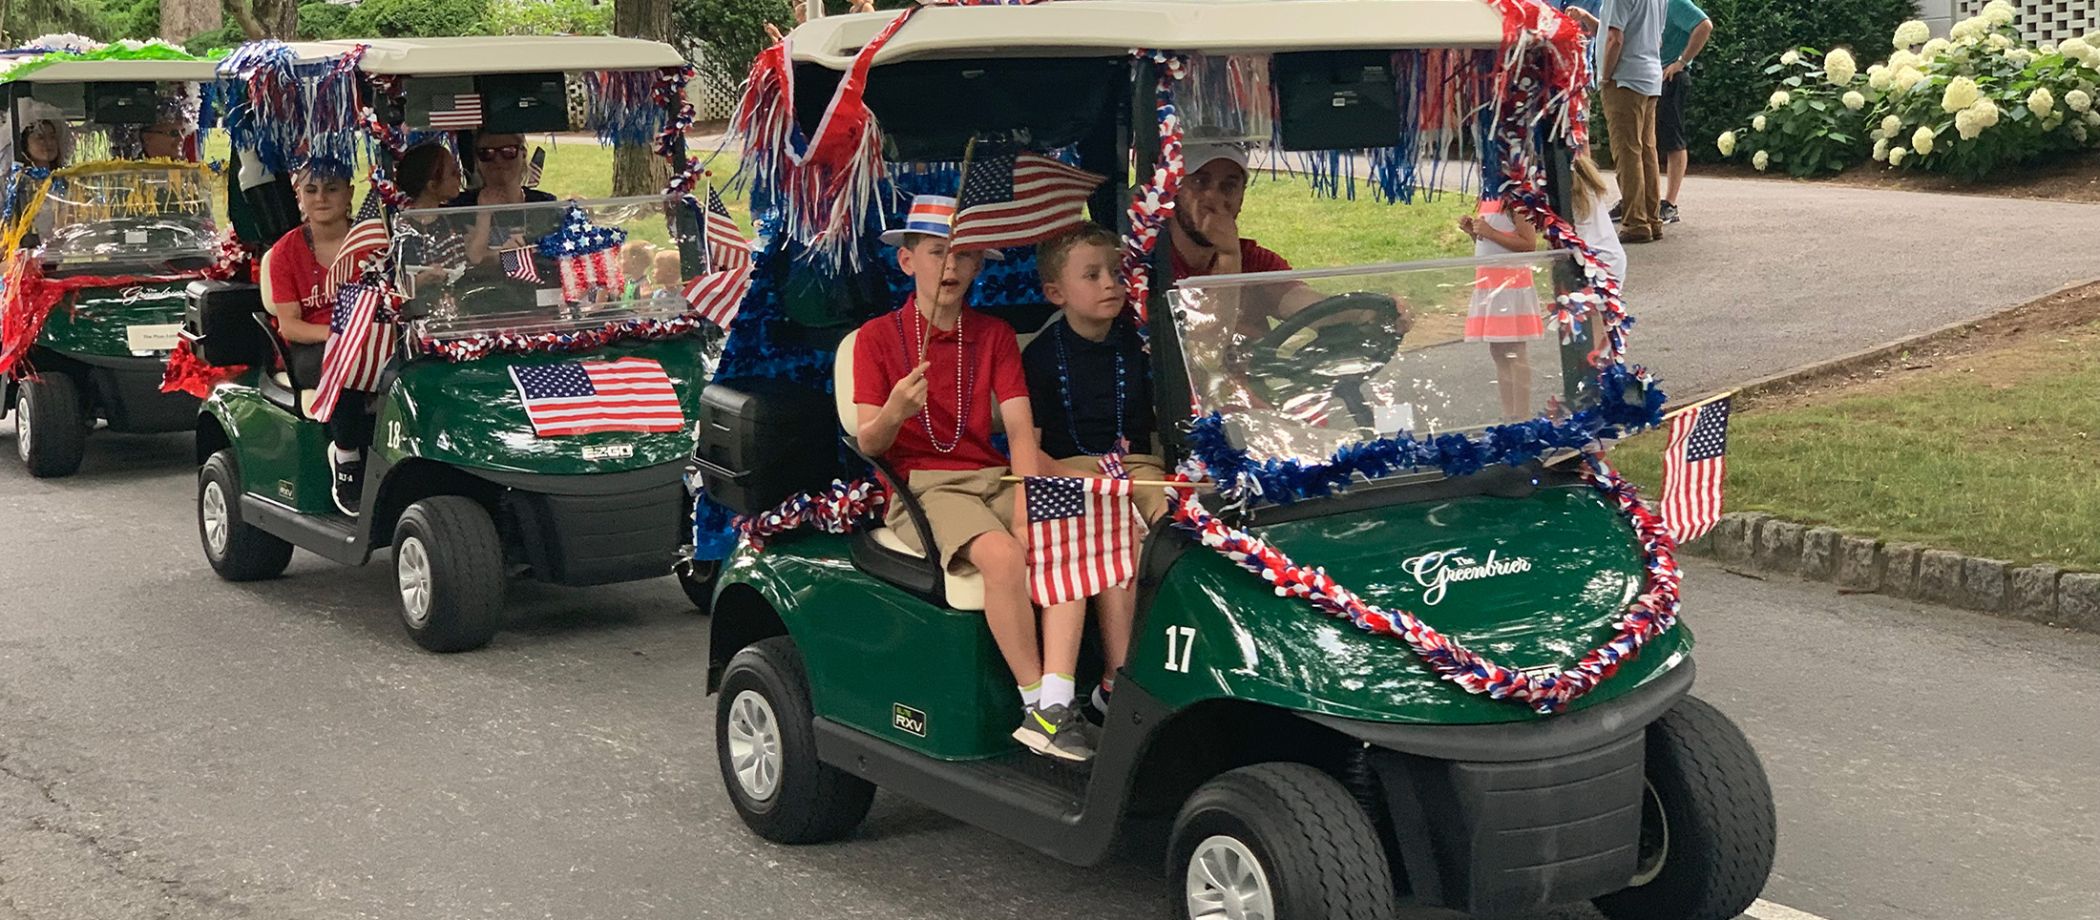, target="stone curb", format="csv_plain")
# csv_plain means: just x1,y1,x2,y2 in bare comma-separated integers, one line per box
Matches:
1678,512,2099,634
